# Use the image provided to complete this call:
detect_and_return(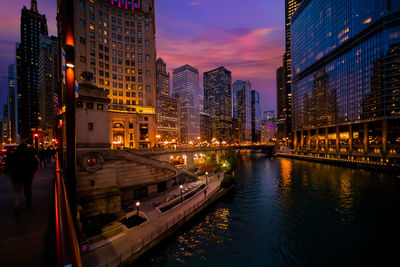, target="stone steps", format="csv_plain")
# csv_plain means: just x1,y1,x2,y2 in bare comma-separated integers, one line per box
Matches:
146,209,160,222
